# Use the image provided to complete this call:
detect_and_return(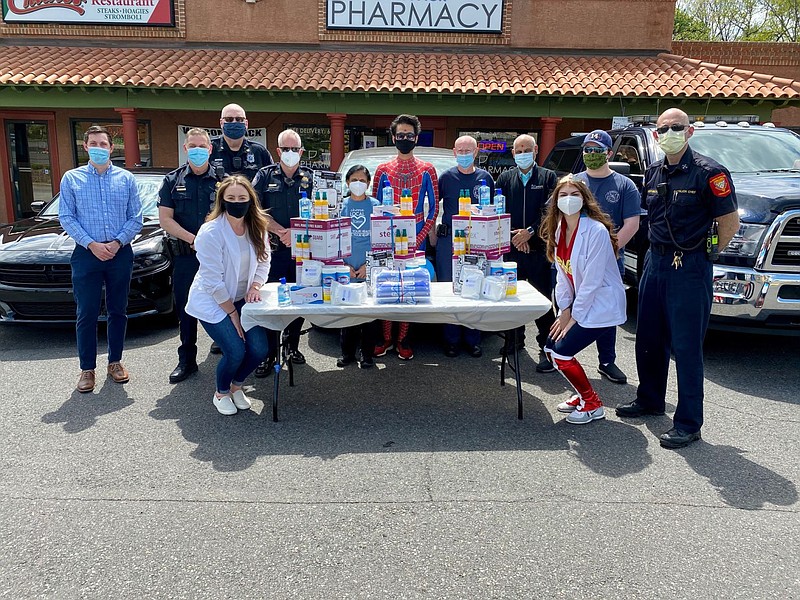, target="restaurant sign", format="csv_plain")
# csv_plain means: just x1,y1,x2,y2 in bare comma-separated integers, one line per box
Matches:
2,0,175,26
327,0,503,33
